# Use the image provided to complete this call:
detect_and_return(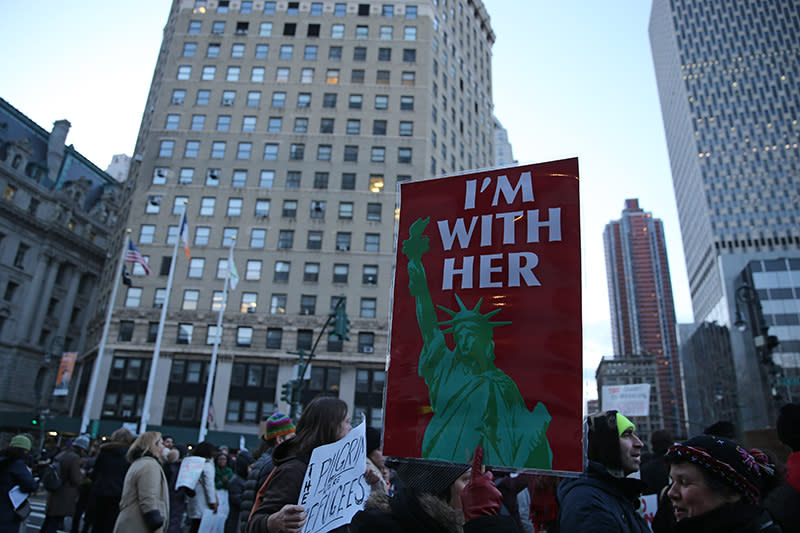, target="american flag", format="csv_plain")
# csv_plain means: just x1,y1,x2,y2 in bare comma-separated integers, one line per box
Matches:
125,240,151,275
